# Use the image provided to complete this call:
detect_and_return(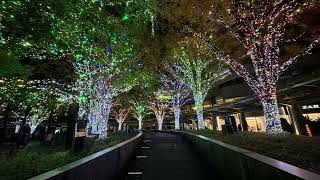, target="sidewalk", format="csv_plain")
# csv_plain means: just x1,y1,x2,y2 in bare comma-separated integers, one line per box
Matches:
121,132,215,180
